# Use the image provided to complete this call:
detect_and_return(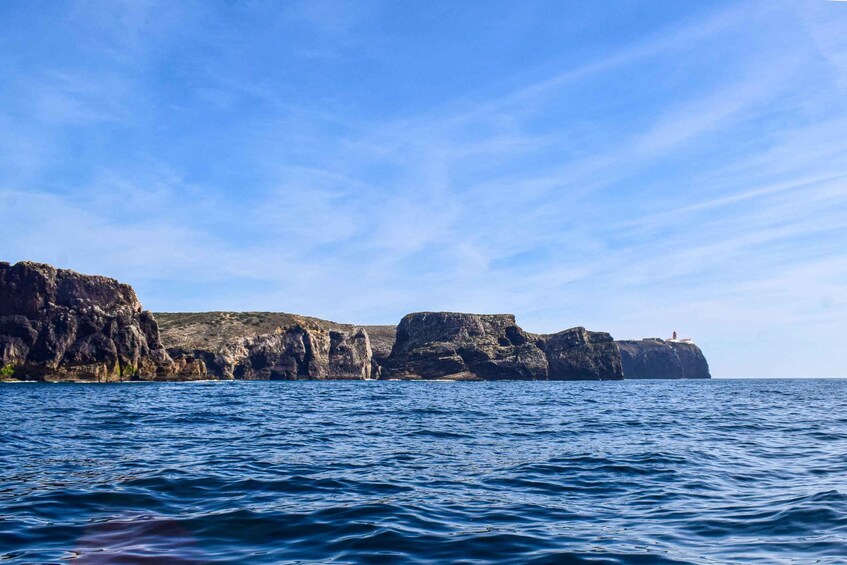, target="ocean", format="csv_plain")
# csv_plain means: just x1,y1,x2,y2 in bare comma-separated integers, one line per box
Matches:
1,379,845,563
